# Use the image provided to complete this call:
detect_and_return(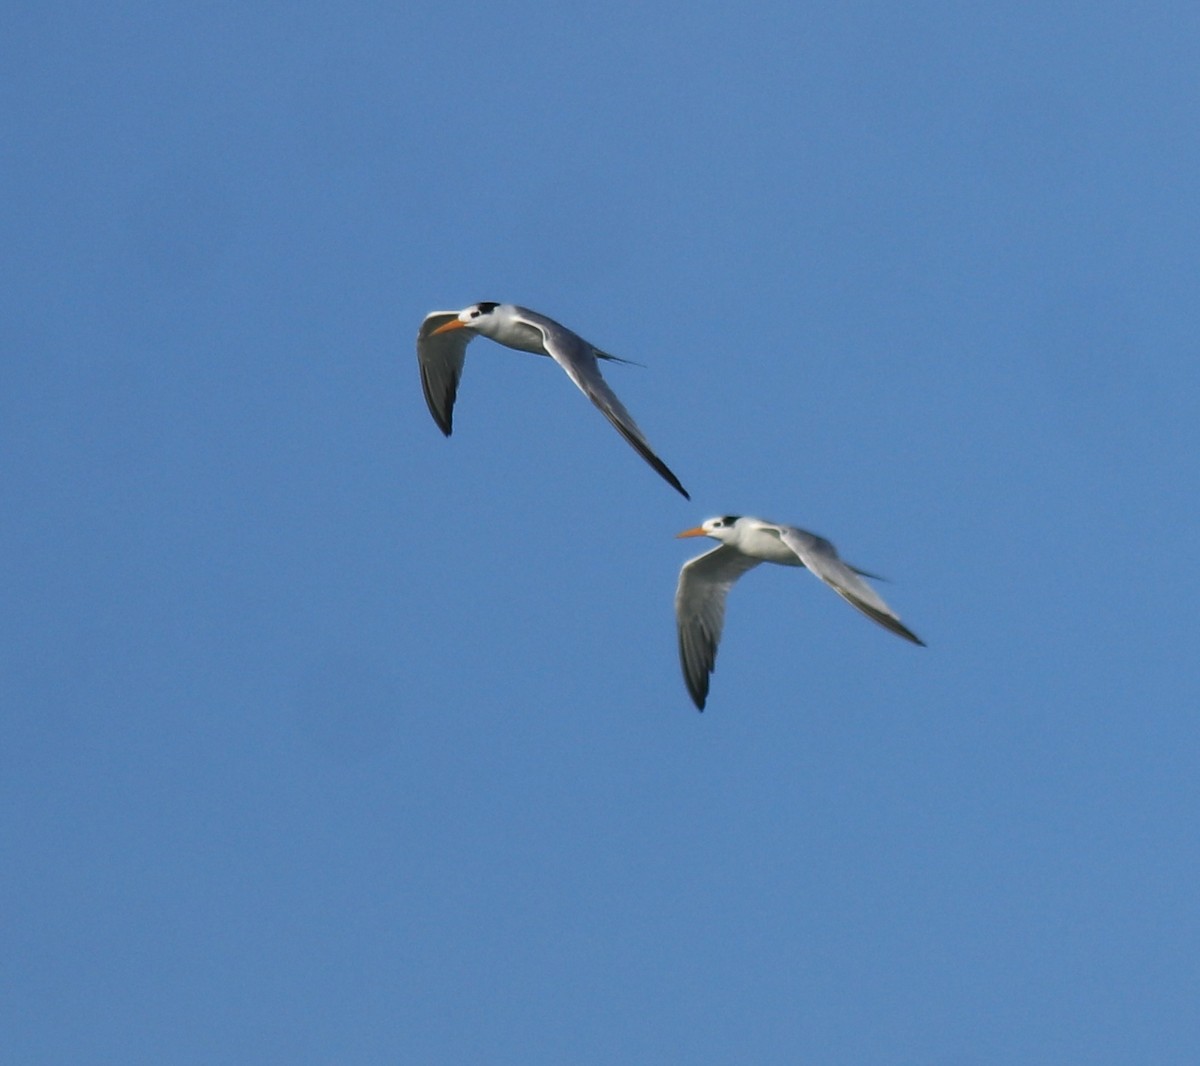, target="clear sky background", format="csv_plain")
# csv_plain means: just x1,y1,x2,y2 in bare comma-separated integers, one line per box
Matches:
3,3,1198,1063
